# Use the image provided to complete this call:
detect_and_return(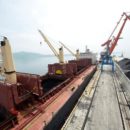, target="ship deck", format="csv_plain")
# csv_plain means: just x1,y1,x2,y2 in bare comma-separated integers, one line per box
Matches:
62,65,130,130
11,66,96,130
